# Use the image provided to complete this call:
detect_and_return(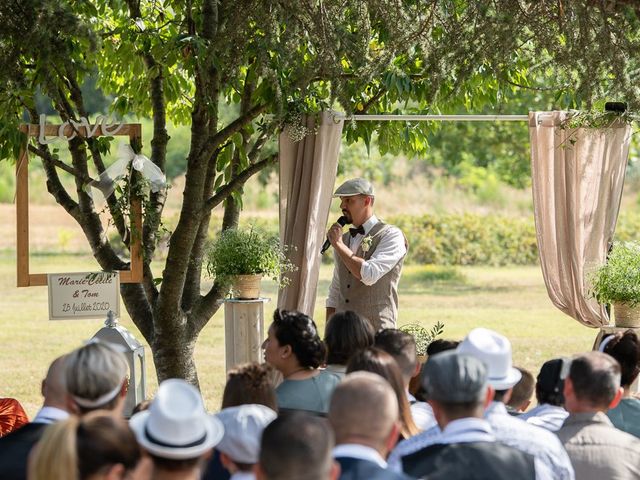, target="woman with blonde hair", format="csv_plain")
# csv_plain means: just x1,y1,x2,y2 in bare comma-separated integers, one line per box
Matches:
29,412,148,480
